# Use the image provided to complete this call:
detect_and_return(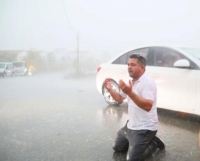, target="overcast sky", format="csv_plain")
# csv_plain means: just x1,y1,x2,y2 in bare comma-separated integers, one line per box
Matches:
1,0,200,54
